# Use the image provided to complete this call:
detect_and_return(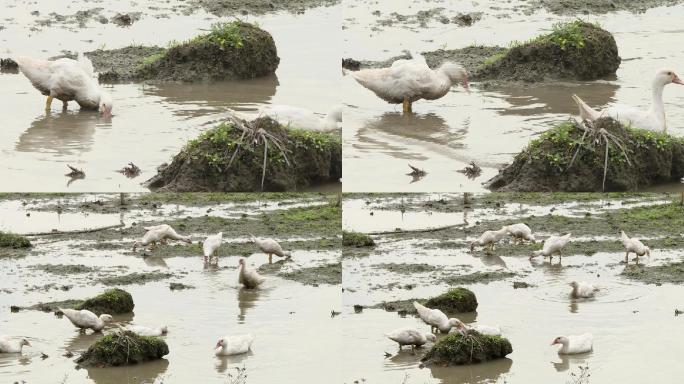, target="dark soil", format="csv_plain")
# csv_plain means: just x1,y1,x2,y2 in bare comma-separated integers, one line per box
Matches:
486,118,684,192
25,288,134,315
144,117,341,192
0,232,31,249
76,331,168,367
528,0,684,15
191,0,339,16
